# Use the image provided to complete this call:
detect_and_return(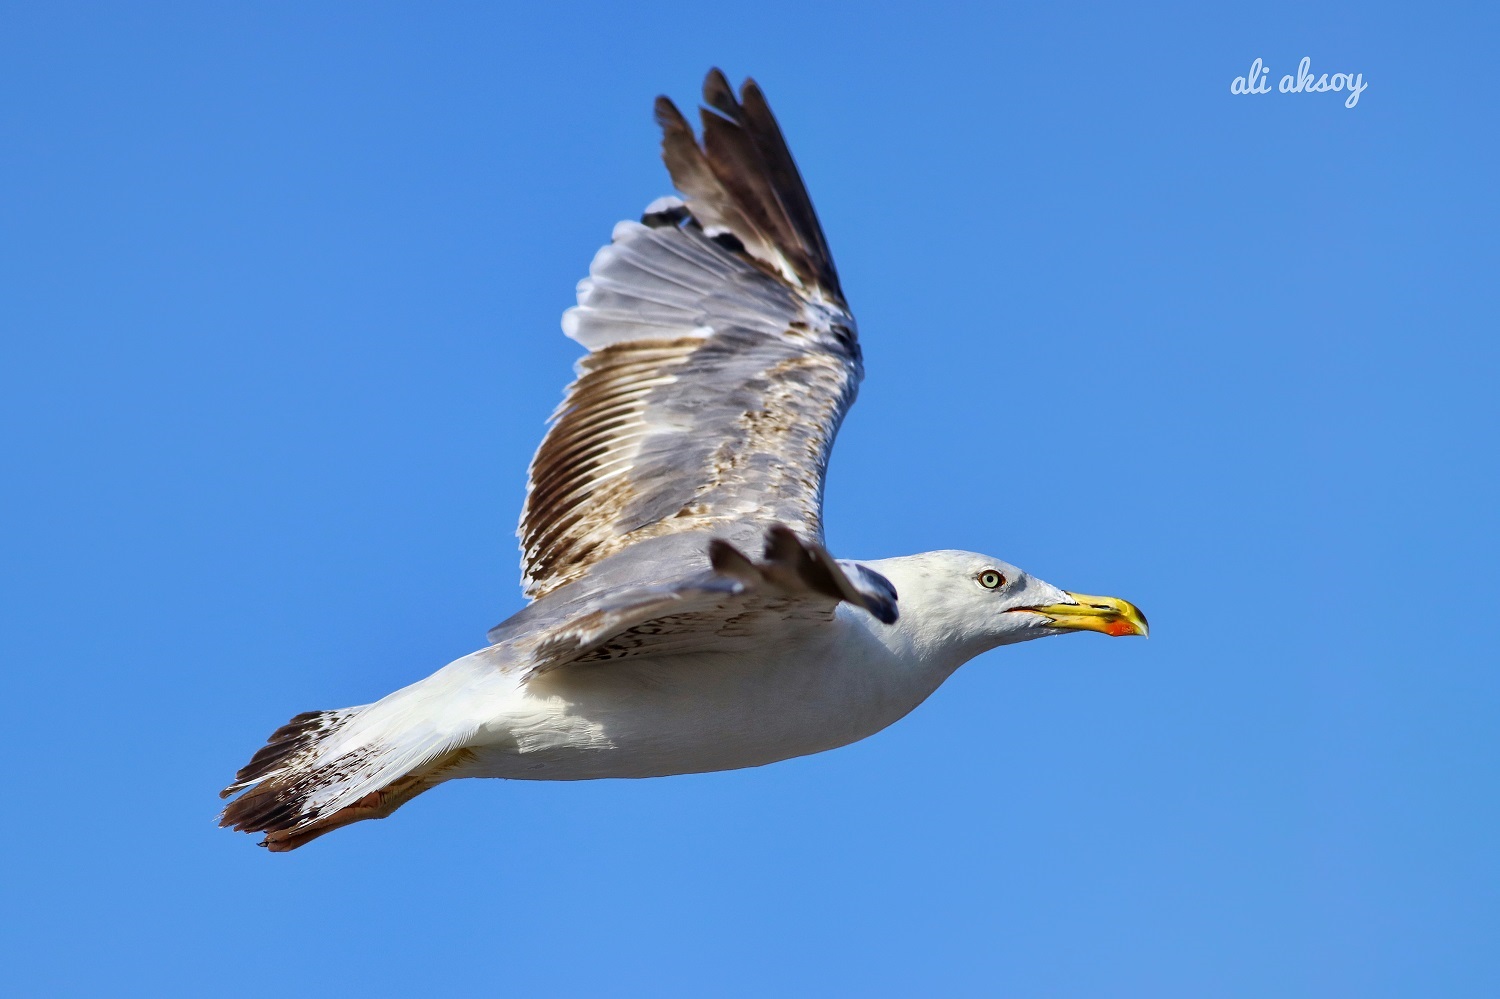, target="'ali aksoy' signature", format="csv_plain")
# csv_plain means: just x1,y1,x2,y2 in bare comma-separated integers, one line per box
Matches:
1231,57,1368,108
